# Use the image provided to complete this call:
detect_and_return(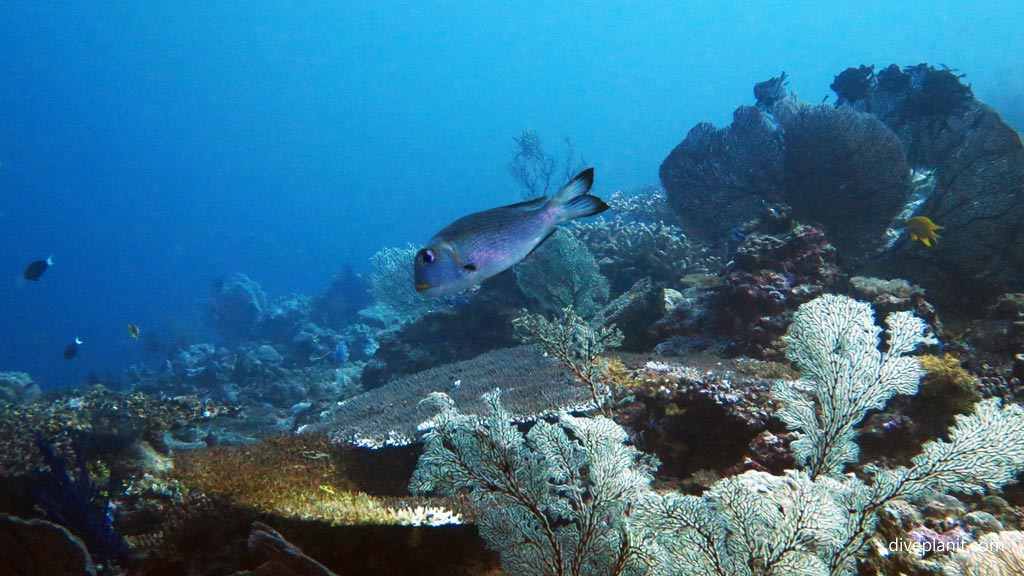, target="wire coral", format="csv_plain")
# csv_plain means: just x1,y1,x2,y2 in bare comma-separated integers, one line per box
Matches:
508,129,586,200
410,391,663,576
